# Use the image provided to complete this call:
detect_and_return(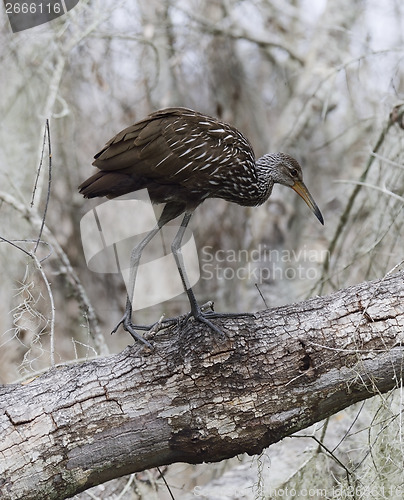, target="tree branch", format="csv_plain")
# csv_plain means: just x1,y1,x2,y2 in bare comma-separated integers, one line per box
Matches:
1,271,403,499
